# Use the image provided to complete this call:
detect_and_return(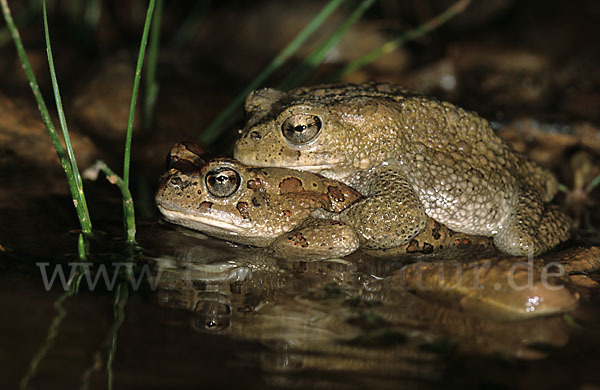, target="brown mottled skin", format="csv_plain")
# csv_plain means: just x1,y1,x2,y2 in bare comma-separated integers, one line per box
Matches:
234,82,571,256
156,154,362,259
156,144,493,259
